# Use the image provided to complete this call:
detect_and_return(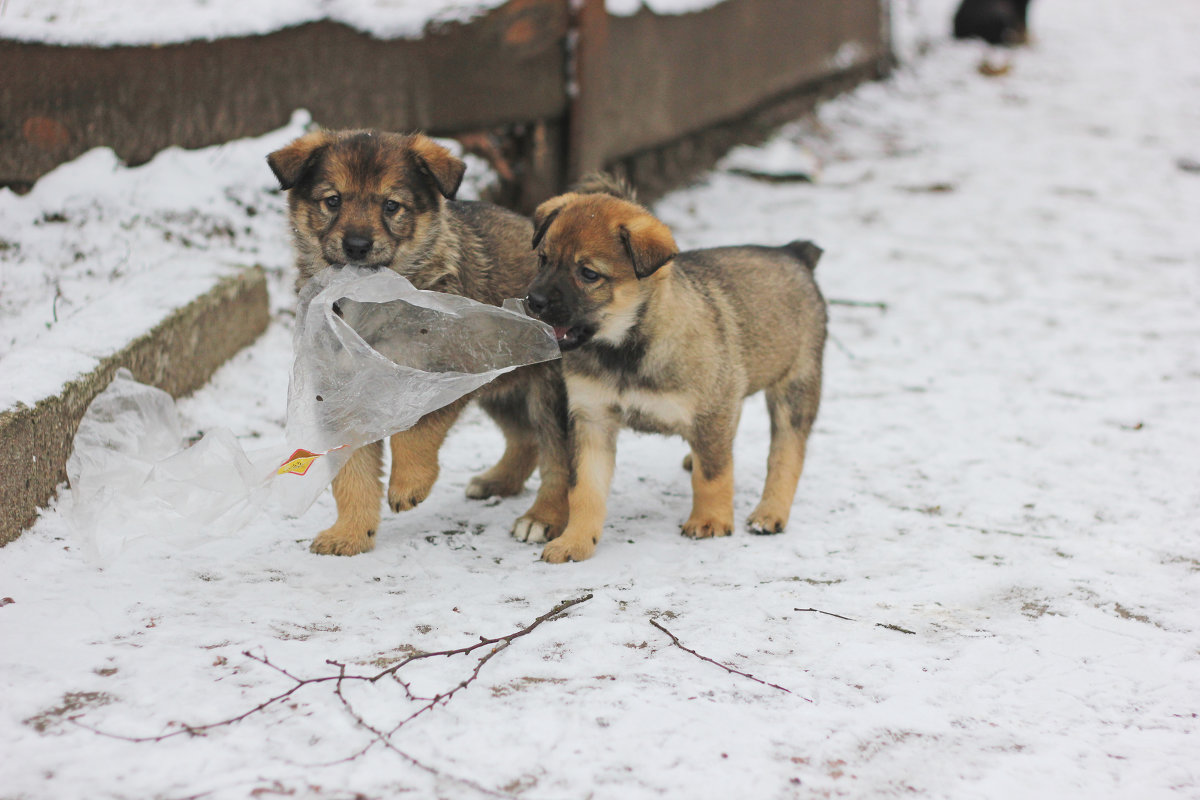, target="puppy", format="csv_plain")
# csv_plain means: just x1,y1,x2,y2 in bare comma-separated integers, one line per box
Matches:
524,183,827,563
268,129,568,556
